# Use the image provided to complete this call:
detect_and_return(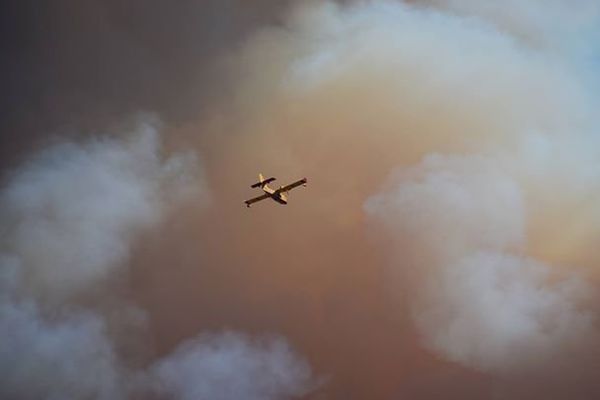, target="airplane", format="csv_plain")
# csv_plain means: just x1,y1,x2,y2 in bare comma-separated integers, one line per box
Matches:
244,173,307,207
